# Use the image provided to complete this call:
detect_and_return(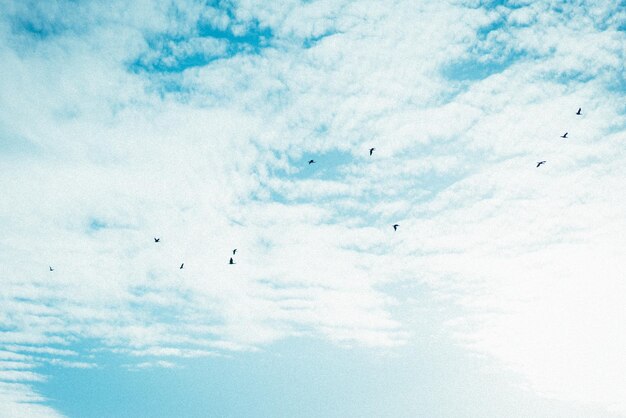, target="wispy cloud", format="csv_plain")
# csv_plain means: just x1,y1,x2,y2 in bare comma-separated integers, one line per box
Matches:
123,360,178,371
